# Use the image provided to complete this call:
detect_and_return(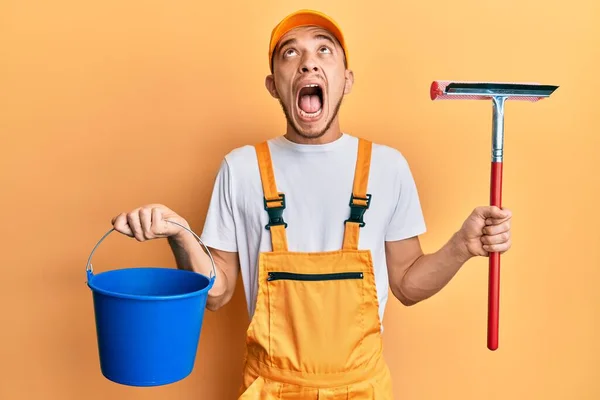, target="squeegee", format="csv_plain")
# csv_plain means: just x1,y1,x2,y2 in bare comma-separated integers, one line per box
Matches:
430,81,559,350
